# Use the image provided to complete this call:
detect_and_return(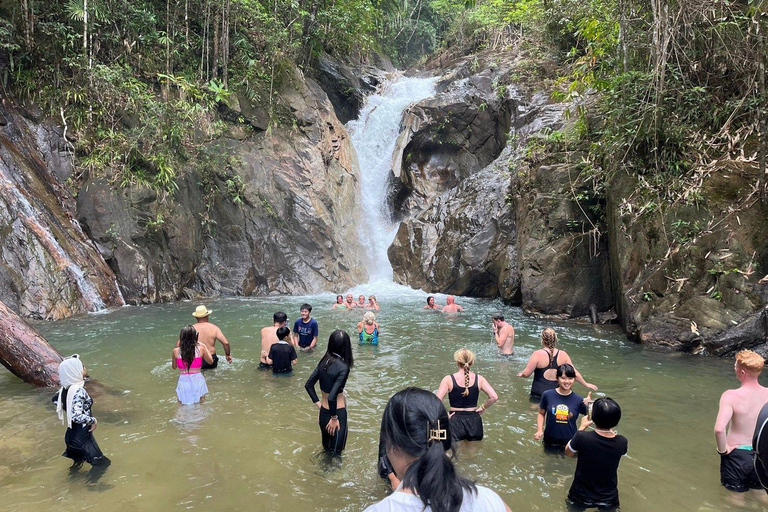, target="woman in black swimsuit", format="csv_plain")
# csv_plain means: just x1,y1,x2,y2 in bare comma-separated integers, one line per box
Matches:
435,348,498,441
517,328,597,400
305,330,354,454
